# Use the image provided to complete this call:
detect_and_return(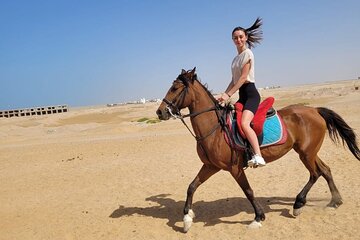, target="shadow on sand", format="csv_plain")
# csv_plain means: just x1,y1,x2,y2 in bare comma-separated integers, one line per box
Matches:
109,194,305,232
